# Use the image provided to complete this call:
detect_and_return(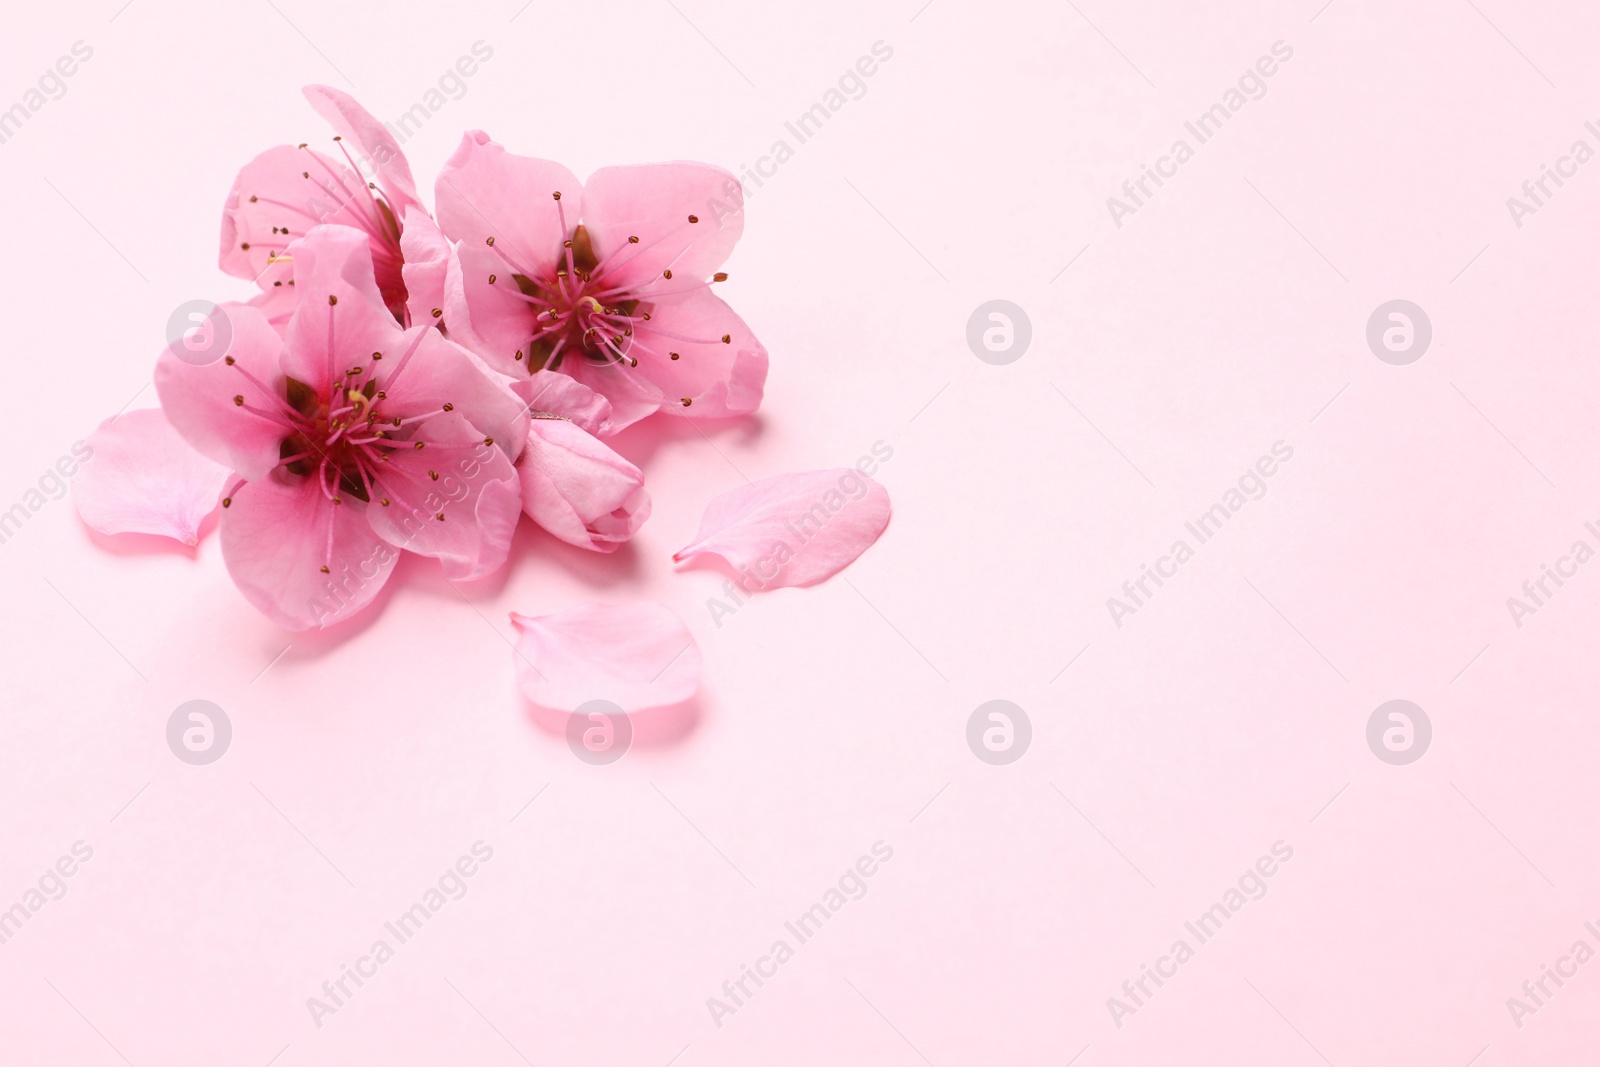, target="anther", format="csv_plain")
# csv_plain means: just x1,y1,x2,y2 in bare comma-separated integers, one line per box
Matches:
552,191,562,200
320,565,330,573
436,512,445,521
714,272,728,282
221,497,232,508
721,334,731,344
681,398,693,407
442,402,454,411
488,273,497,284
486,236,496,246
628,235,639,244
663,269,673,280
428,470,438,480
233,395,244,406
380,498,390,506
224,356,235,365
431,308,442,318
688,214,699,223
240,242,250,250
670,352,680,360
328,295,338,305
515,350,524,361
483,437,494,446
414,441,425,450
